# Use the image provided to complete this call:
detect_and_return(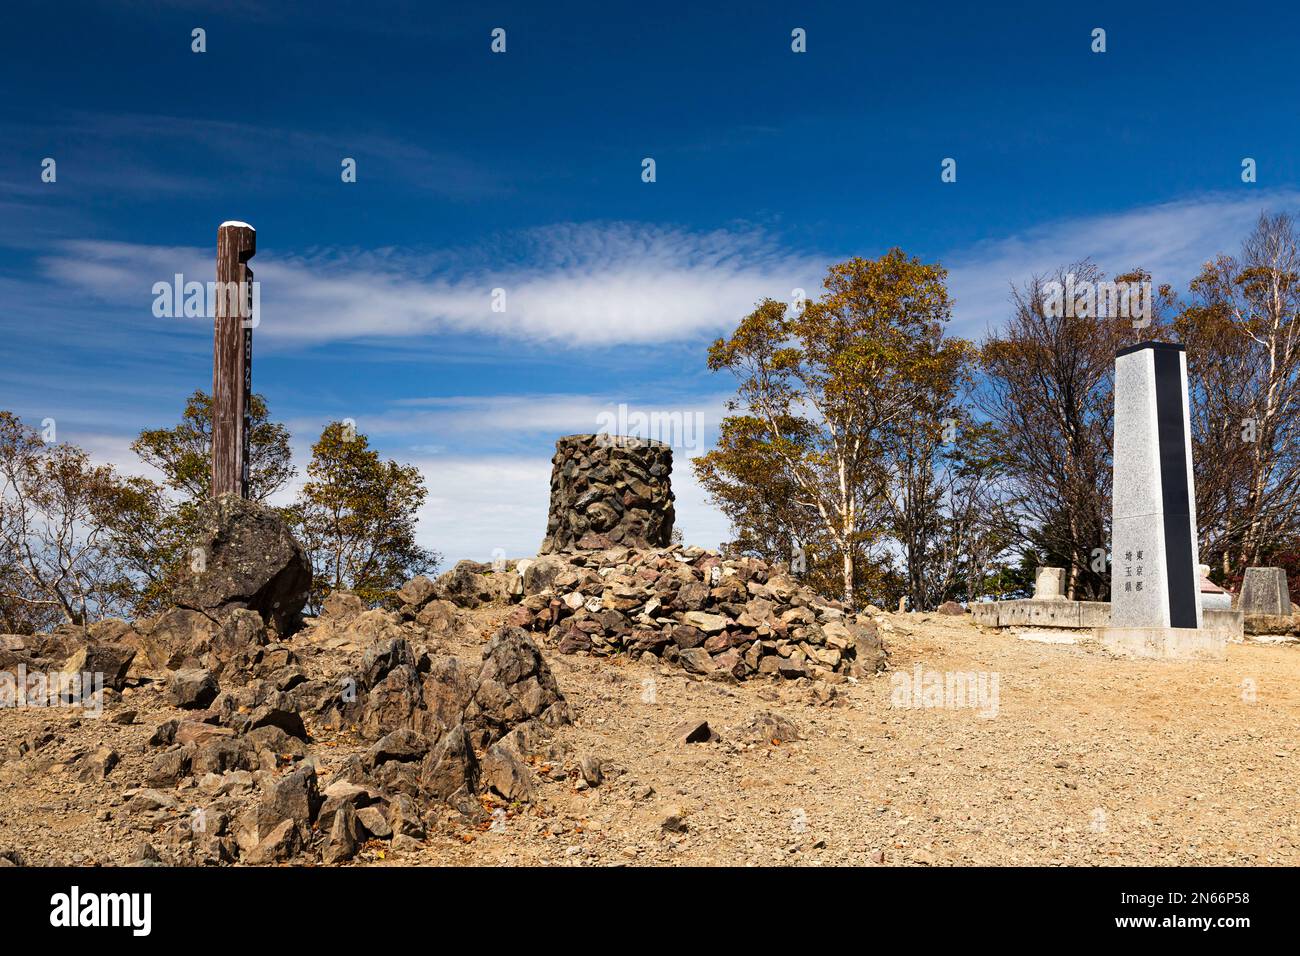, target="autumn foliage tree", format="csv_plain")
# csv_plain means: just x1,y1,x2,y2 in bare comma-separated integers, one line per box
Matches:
696,251,970,609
